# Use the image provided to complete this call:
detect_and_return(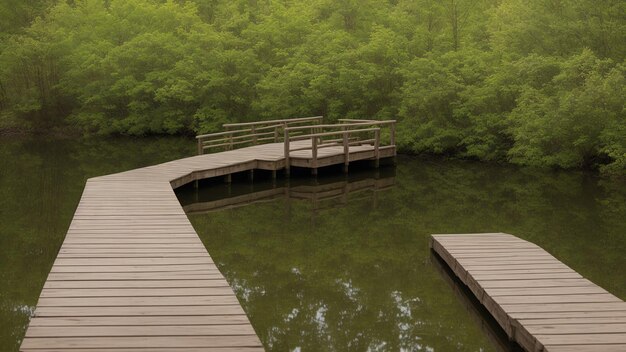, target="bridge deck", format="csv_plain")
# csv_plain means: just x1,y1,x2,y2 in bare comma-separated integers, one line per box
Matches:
21,141,394,351
430,233,626,352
